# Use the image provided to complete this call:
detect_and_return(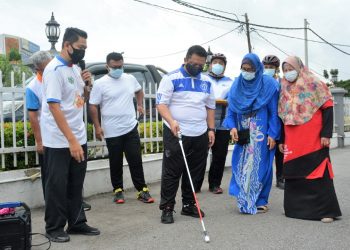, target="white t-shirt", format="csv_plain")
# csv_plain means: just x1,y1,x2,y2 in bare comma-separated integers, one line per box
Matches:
208,75,233,100
89,73,142,138
156,66,216,136
40,56,87,148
